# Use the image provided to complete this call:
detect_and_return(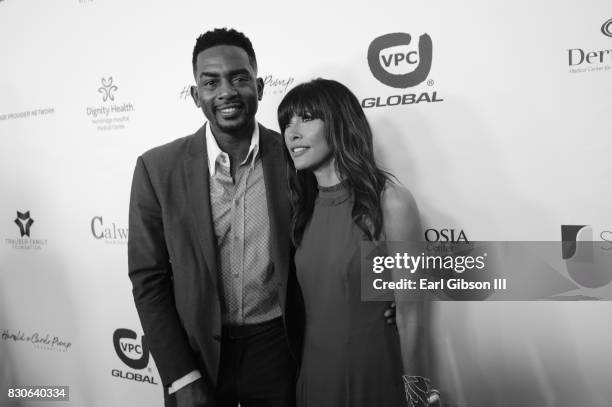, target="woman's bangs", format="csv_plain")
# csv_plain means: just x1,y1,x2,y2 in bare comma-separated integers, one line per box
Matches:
278,84,325,132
